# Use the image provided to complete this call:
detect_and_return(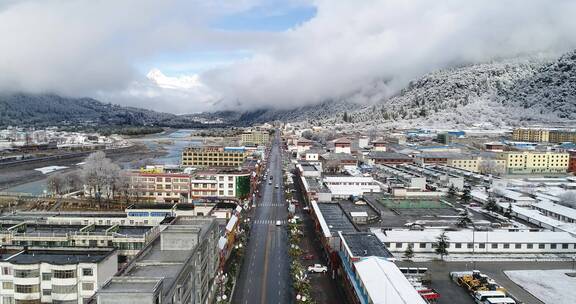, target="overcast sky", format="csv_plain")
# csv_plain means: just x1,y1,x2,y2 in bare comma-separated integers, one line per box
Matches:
1,0,576,113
